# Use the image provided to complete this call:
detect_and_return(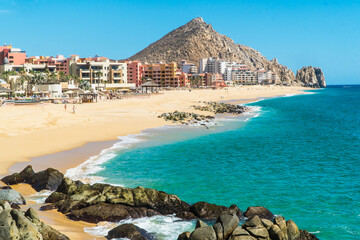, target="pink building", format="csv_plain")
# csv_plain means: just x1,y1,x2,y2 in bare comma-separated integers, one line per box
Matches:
127,61,143,87
0,45,26,65
26,55,69,74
